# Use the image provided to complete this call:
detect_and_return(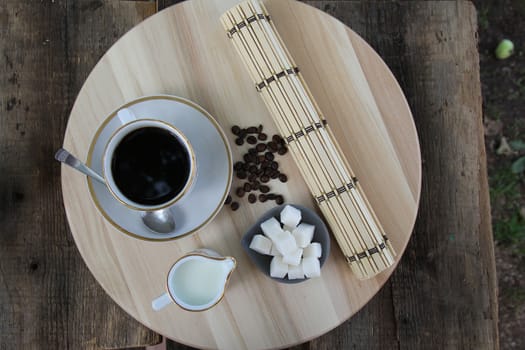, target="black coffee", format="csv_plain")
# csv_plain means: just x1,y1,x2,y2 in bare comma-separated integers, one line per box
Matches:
111,127,191,206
